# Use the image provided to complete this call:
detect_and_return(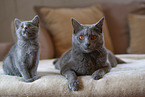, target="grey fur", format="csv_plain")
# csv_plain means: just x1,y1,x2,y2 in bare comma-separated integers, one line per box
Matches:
54,17,125,91
3,15,40,82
